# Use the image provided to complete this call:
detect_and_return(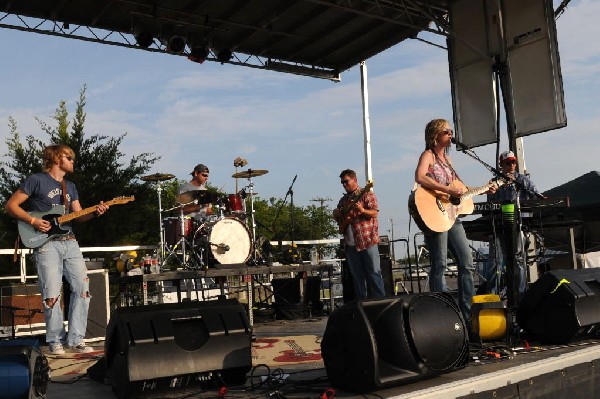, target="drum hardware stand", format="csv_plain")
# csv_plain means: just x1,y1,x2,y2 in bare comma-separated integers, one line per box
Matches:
243,178,259,264
141,173,176,263
162,201,198,269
